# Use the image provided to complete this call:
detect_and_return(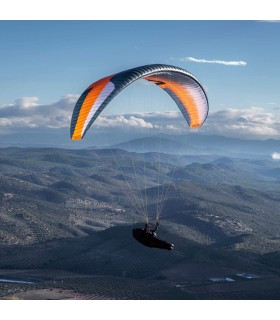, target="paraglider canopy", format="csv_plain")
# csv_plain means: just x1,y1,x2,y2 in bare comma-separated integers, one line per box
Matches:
70,64,209,140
